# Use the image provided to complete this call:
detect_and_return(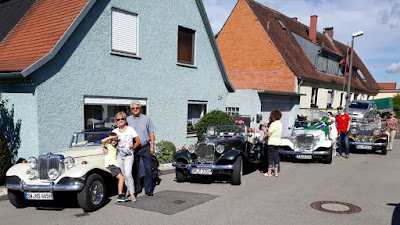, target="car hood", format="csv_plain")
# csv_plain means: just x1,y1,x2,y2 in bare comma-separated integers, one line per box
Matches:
292,129,325,138
348,108,367,115
55,145,103,161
